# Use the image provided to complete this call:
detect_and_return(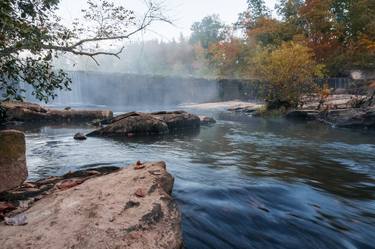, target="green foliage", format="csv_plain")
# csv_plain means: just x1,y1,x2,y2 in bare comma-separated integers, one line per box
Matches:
247,0,270,19
190,15,227,49
0,0,71,102
0,0,164,102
